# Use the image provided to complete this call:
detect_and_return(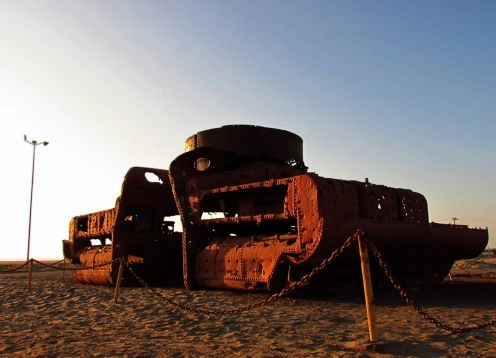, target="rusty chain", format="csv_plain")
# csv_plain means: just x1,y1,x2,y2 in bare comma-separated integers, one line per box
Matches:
31,259,64,269
365,236,496,334
20,257,121,272
5,230,493,334
0,257,124,274
0,259,65,274
123,230,361,315
0,260,31,274
124,231,496,334
167,167,194,290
